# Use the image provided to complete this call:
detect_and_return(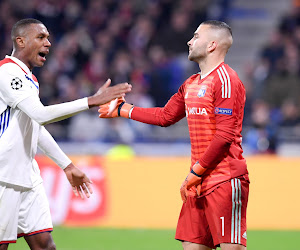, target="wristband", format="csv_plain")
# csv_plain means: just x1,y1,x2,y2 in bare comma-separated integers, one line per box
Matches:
191,161,206,176
118,102,125,116
191,169,202,177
